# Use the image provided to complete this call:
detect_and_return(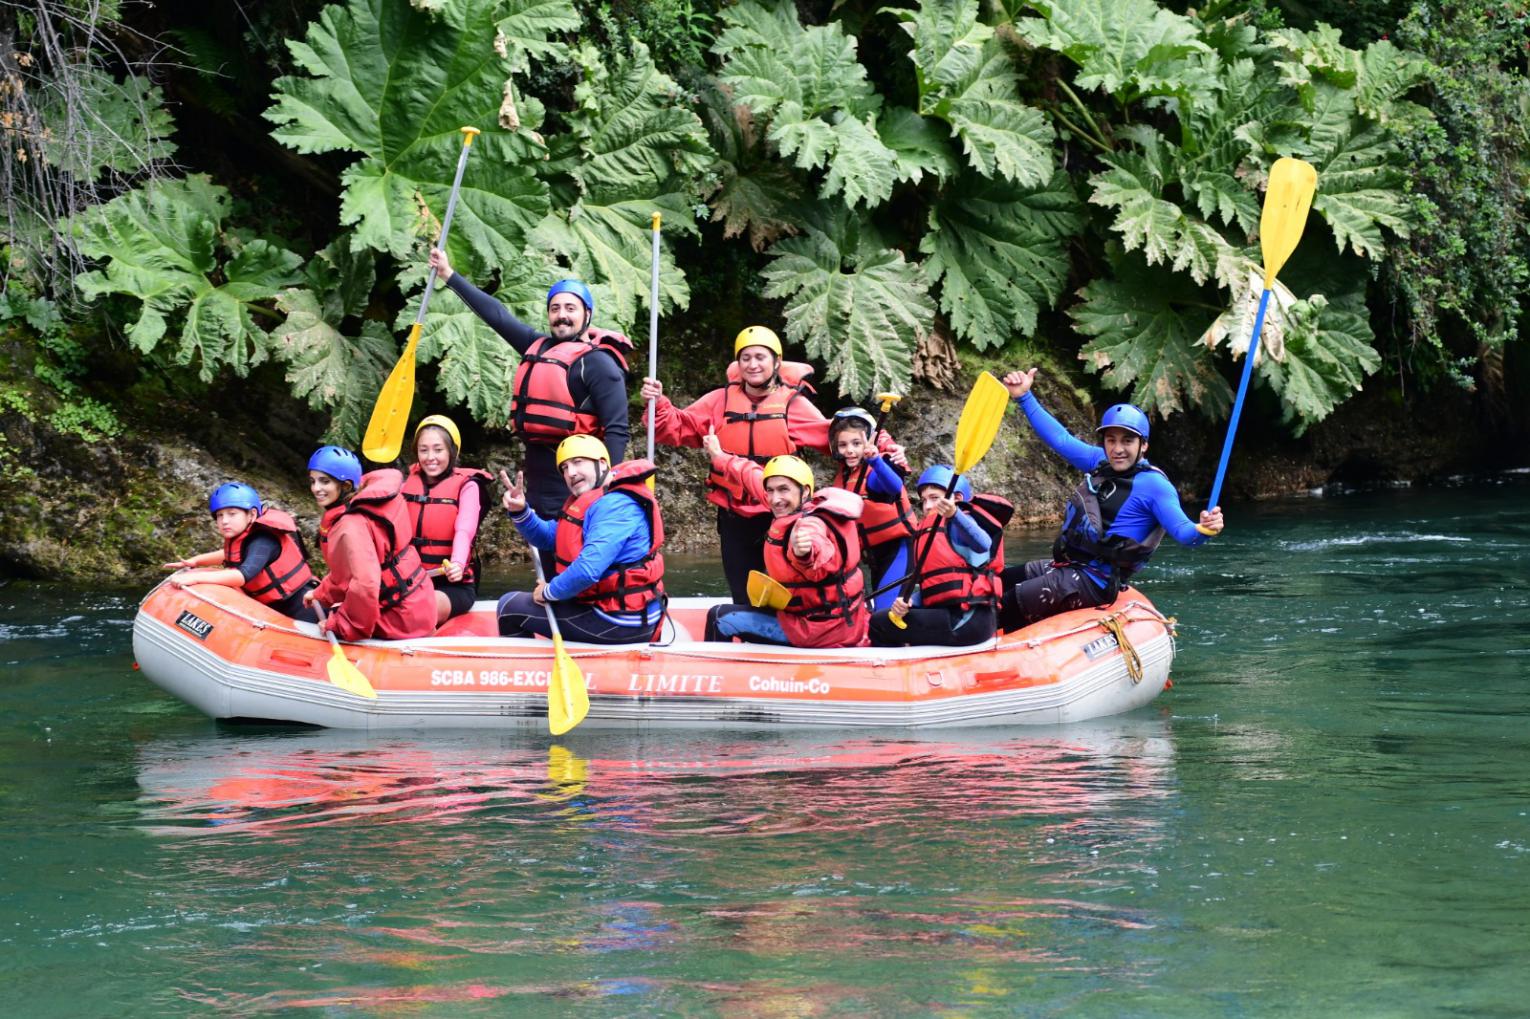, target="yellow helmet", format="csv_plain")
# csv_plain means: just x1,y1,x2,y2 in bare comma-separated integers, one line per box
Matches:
555,433,610,467
762,455,814,495
414,414,461,451
734,325,782,358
